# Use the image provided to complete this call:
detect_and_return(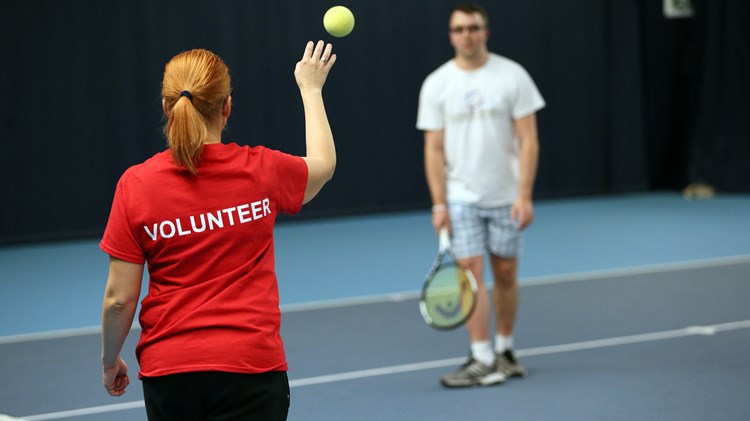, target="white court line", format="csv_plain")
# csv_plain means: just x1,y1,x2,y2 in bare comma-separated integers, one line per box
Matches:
521,254,750,287
289,319,750,387
2,254,748,345
20,319,750,420
282,254,750,313
0,324,138,346
1,415,32,421
22,401,145,421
